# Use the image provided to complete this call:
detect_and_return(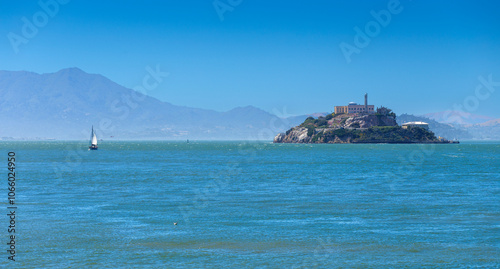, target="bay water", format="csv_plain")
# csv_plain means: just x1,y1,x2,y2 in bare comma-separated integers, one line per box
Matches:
1,141,499,268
